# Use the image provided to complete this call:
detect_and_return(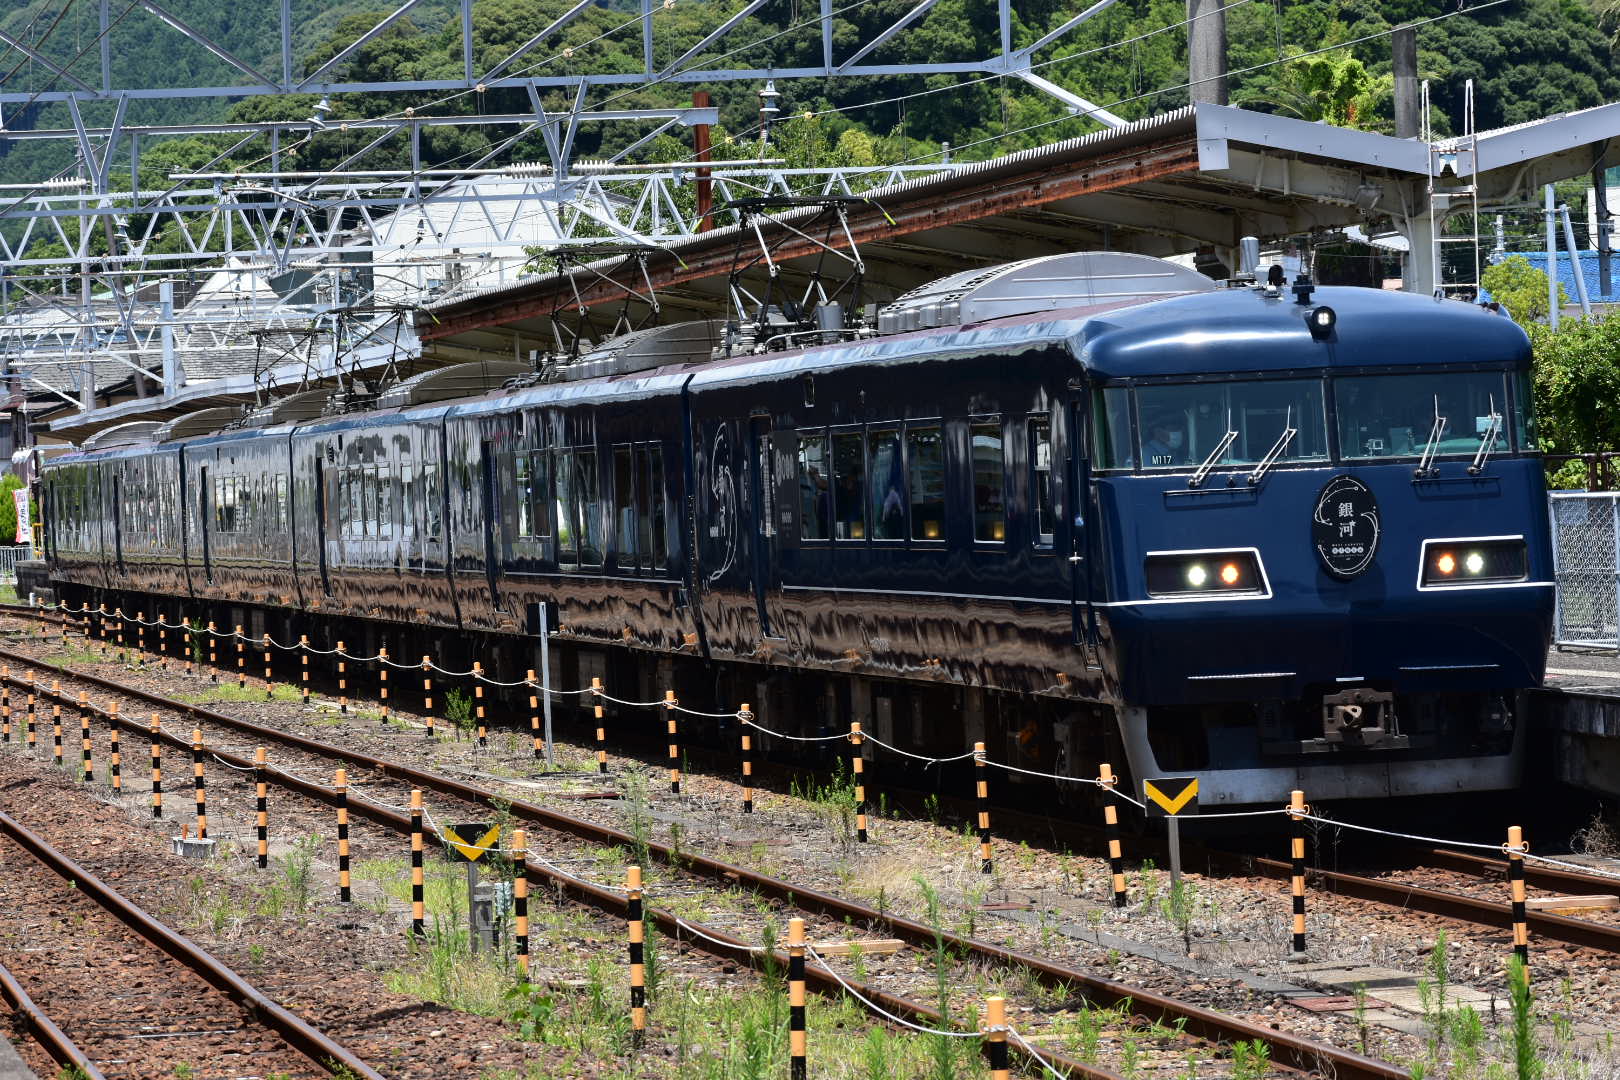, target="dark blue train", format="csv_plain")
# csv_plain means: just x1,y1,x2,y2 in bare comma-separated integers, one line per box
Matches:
39,252,1553,807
